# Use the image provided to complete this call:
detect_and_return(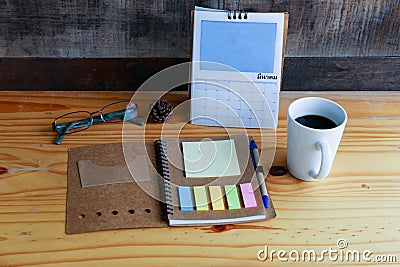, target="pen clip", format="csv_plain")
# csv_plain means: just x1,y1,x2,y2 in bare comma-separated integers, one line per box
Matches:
249,140,257,168
250,149,256,168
